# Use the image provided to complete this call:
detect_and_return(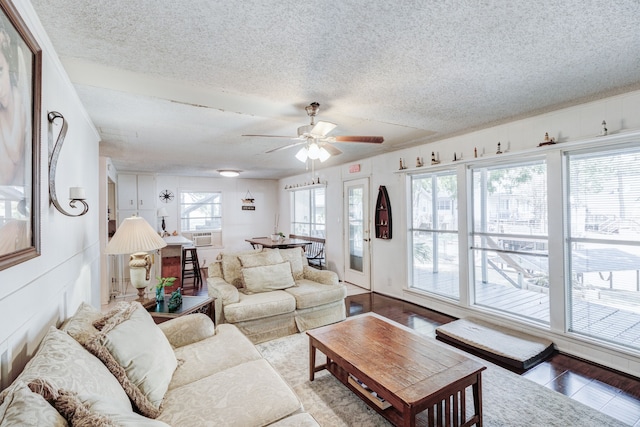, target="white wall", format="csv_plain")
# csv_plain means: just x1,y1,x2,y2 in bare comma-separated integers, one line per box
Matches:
0,3,100,388
279,89,640,377
137,174,279,265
